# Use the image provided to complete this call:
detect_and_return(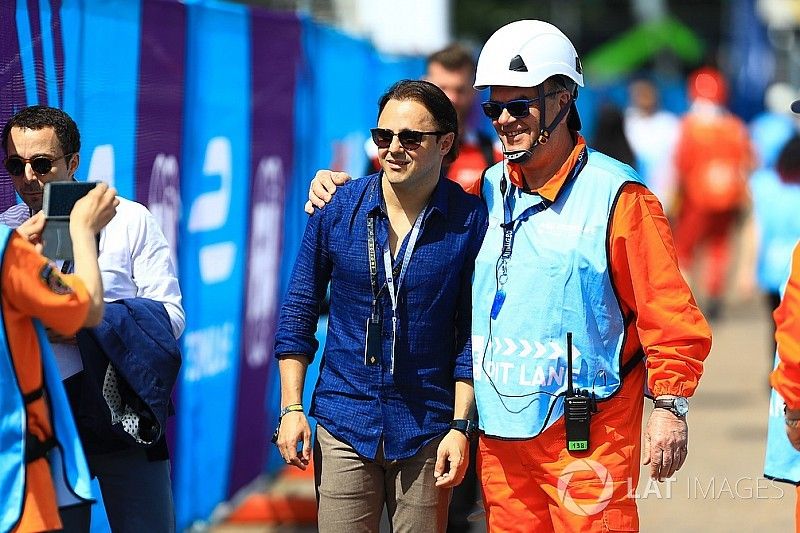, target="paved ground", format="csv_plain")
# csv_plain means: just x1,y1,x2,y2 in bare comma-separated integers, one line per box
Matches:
637,296,794,532
213,295,796,532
